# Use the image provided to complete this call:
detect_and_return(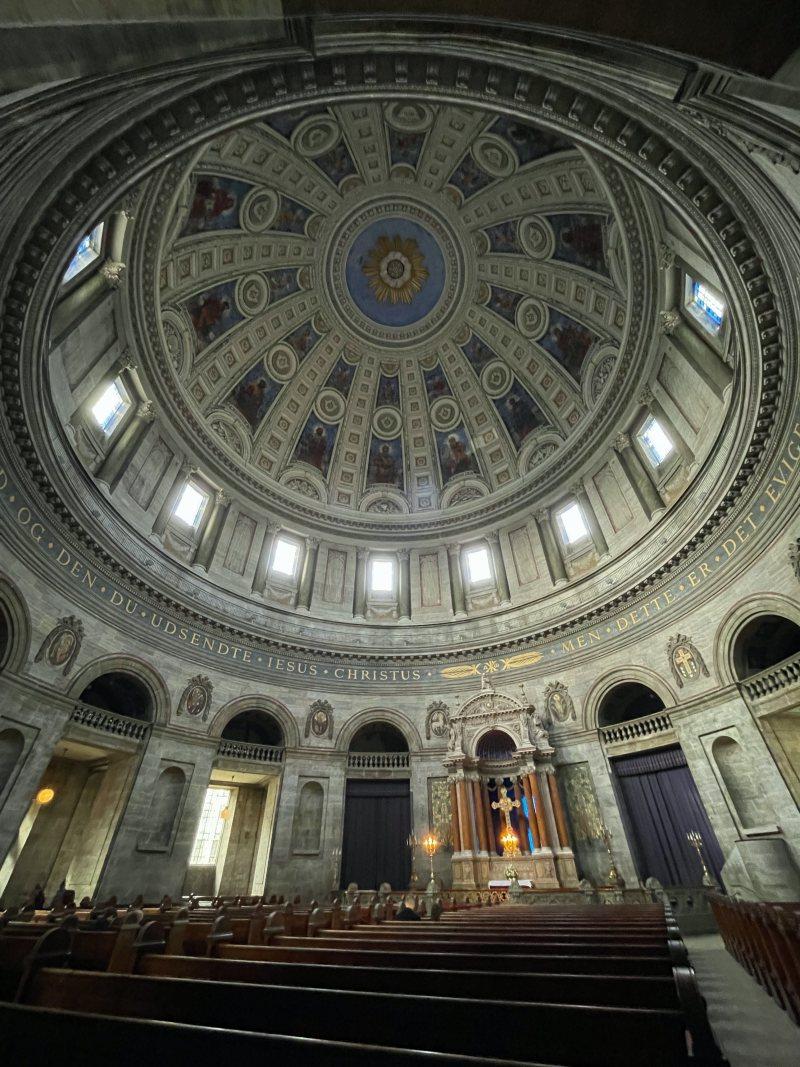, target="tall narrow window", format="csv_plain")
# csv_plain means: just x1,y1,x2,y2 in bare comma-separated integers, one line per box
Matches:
91,379,130,436
173,483,208,528
63,221,105,284
271,537,300,578
557,501,589,545
465,546,492,585
686,277,725,336
370,557,394,594
637,415,674,467
190,786,232,865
